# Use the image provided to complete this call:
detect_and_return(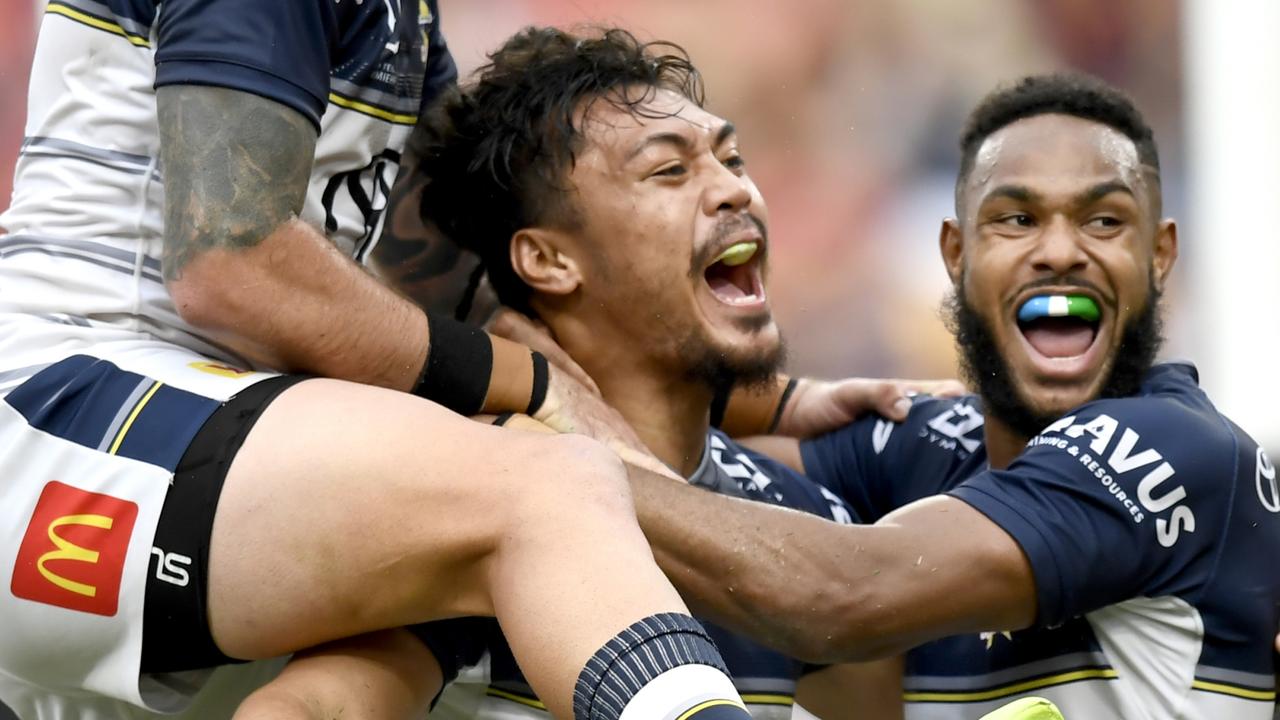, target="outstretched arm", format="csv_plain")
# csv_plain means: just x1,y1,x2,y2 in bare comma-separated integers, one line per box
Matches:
629,468,1036,664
